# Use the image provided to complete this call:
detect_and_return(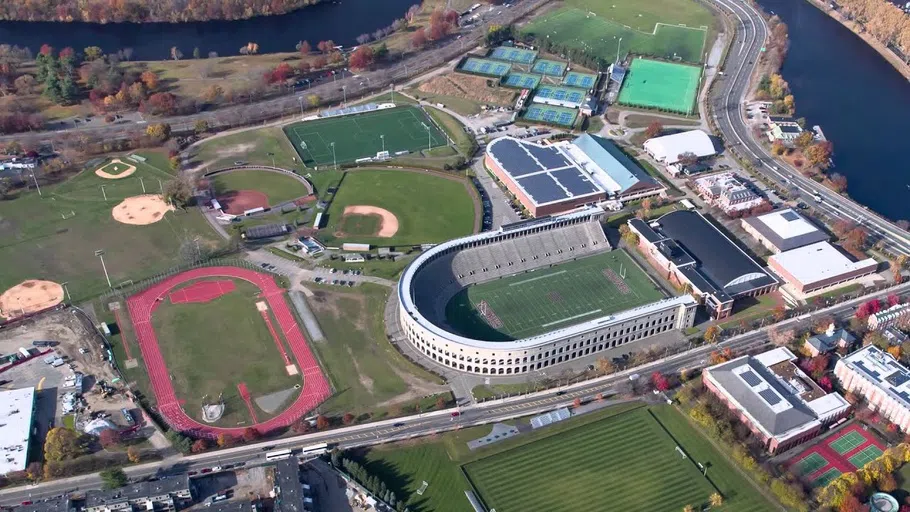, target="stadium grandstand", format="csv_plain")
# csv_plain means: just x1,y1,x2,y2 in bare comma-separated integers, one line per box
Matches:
397,207,697,376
